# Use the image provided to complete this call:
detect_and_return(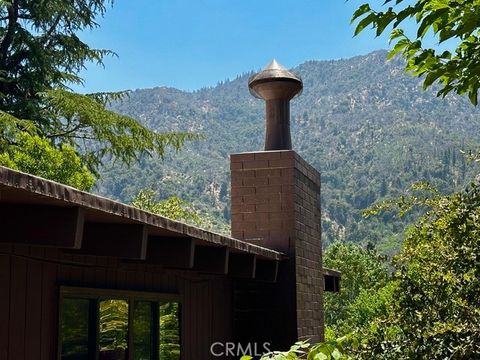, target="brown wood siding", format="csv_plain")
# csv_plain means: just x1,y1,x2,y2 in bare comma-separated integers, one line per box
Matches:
25,246,43,360
9,245,28,360
0,245,233,360
0,245,11,359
